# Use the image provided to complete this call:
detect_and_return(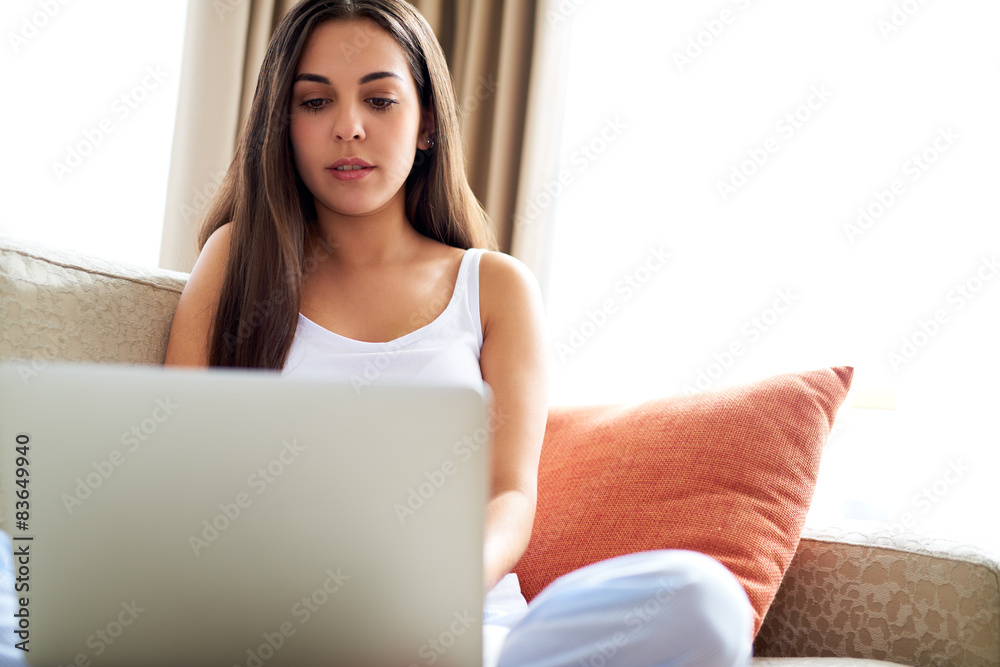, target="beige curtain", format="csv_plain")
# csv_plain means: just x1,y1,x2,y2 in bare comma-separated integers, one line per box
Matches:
412,0,534,255
160,0,565,291
159,0,298,273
